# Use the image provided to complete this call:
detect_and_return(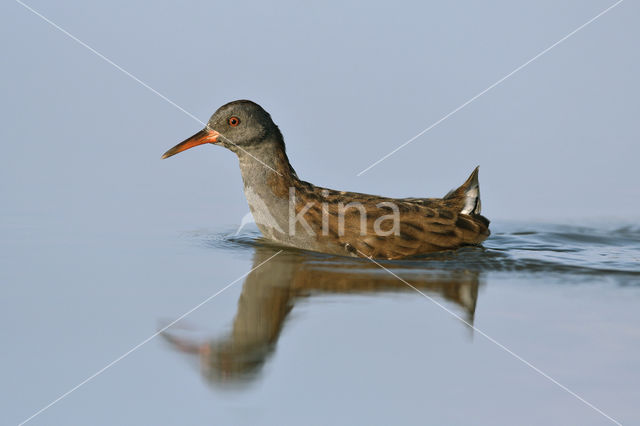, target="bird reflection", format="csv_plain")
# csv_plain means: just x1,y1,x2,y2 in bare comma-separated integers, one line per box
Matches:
162,244,483,387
